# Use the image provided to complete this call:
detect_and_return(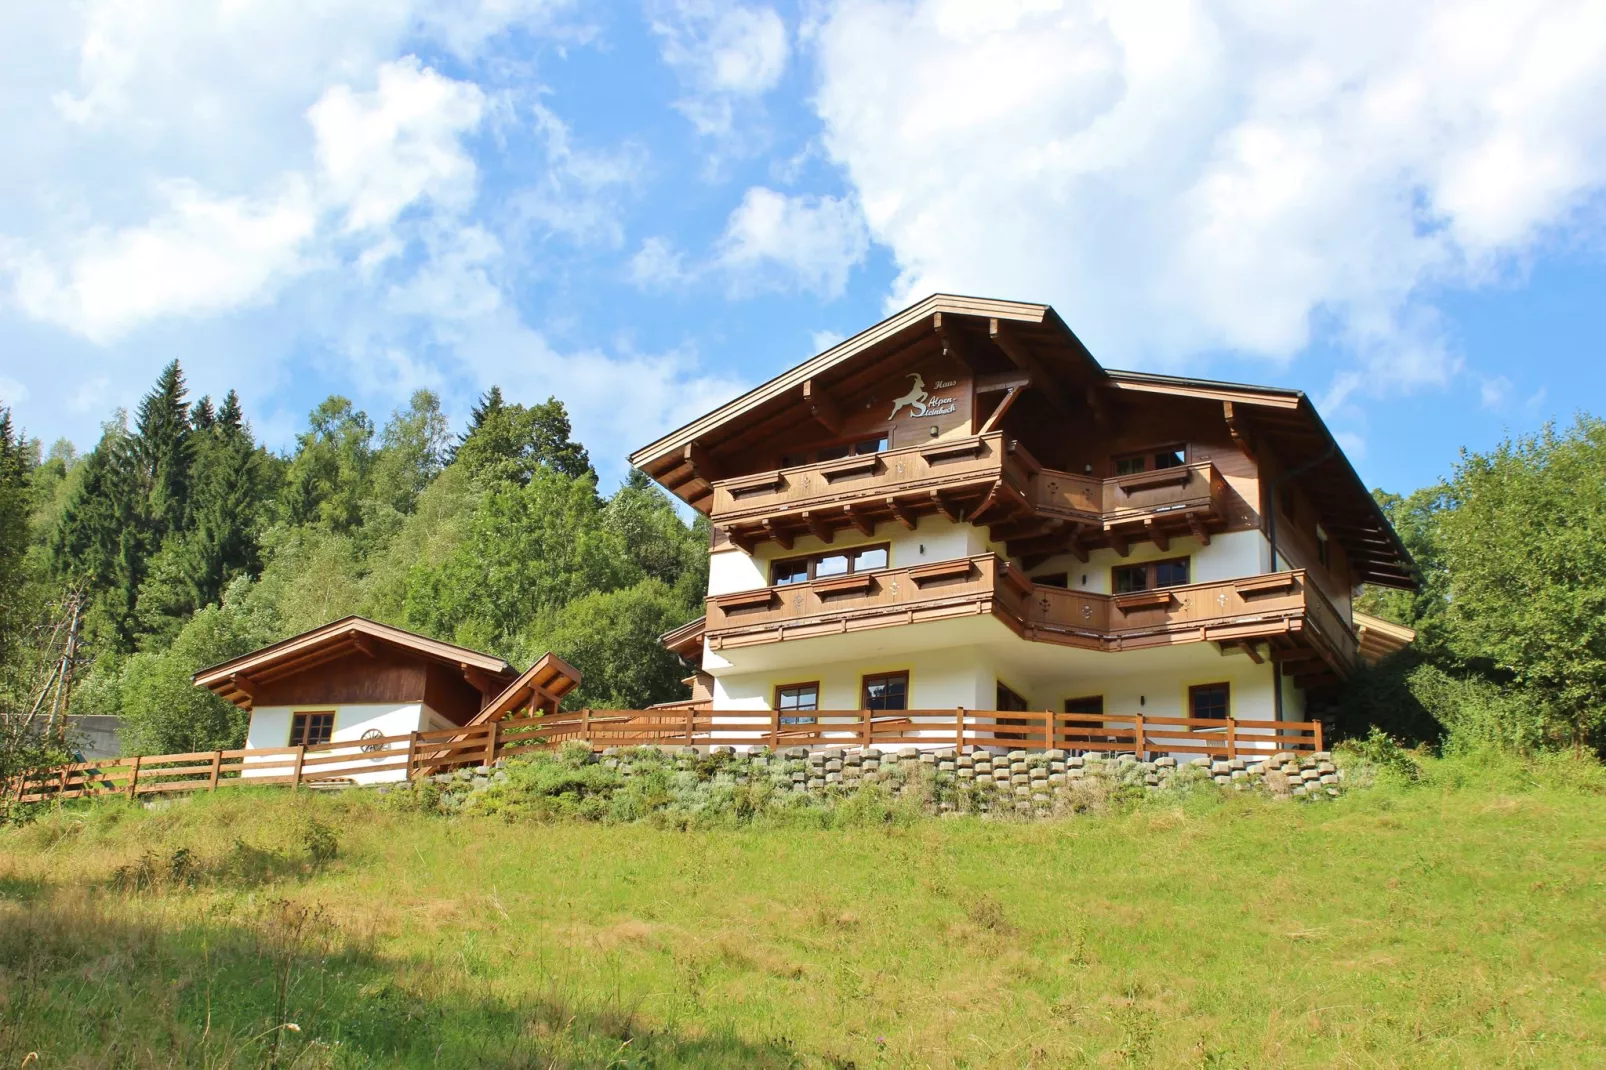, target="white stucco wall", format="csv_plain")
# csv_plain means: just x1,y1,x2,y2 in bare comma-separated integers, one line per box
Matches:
243,702,430,784
706,514,989,597
1023,528,1269,593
